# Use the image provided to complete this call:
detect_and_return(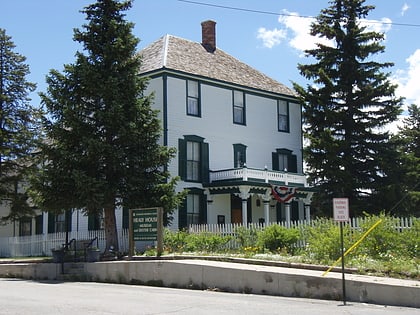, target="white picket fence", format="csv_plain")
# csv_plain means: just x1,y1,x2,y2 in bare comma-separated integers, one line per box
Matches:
188,216,417,250
0,229,130,258
0,216,416,257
